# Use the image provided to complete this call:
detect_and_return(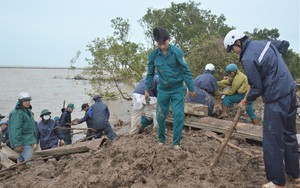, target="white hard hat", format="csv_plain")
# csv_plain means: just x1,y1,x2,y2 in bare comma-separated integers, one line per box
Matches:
223,29,245,52
18,92,31,100
205,63,215,71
